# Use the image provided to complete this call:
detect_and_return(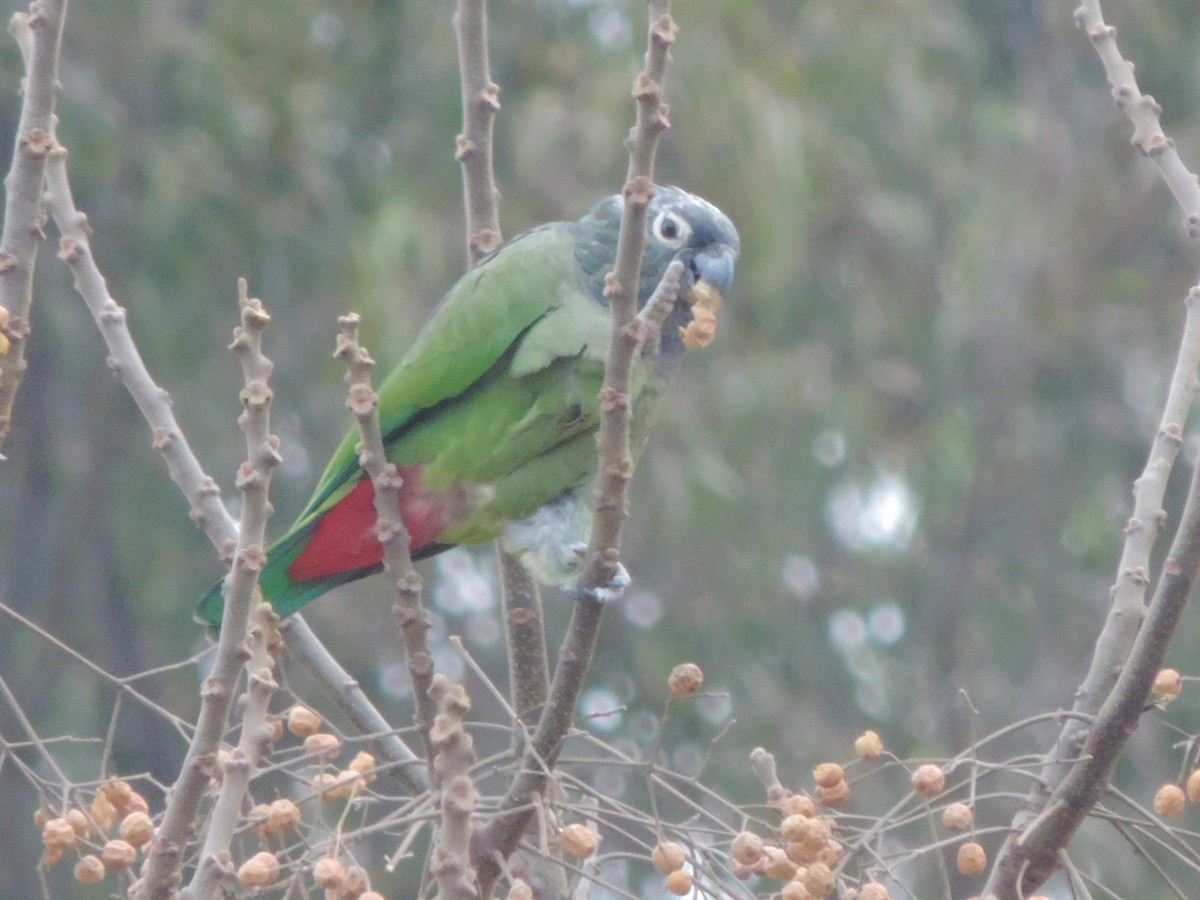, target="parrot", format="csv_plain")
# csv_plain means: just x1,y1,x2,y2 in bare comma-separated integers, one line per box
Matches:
196,186,739,627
